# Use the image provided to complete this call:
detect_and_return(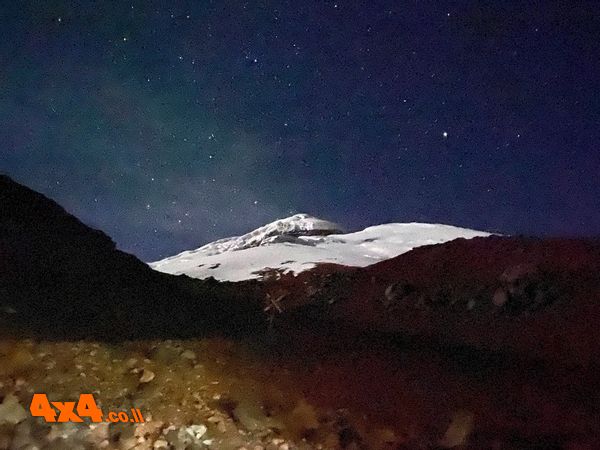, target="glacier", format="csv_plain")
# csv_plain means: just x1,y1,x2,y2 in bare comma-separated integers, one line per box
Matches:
149,214,490,281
